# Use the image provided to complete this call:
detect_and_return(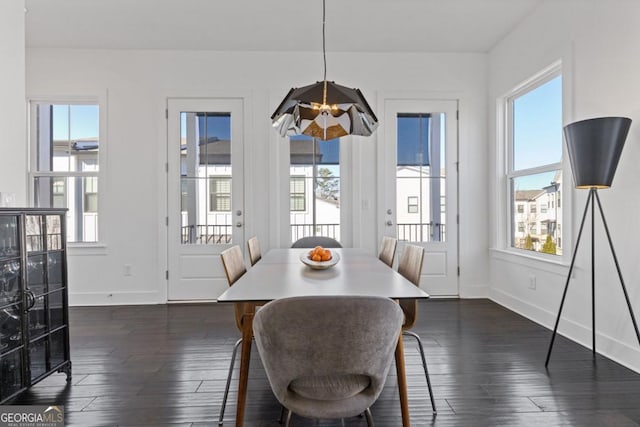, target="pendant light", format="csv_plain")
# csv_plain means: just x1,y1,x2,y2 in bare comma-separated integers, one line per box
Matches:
270,0,379,141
